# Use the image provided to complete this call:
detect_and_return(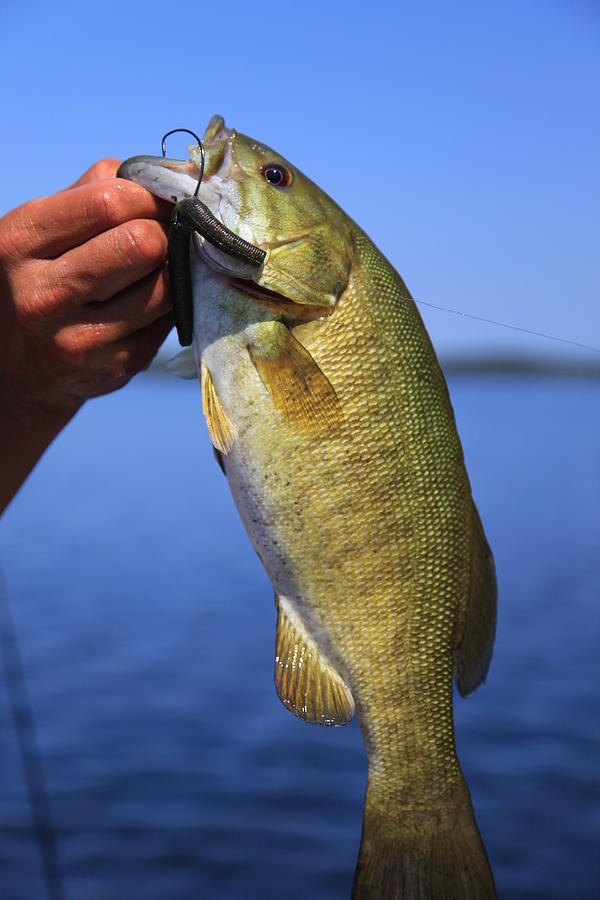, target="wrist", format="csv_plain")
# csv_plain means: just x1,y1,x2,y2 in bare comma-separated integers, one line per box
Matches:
0,382,81,432
0,381,83,514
